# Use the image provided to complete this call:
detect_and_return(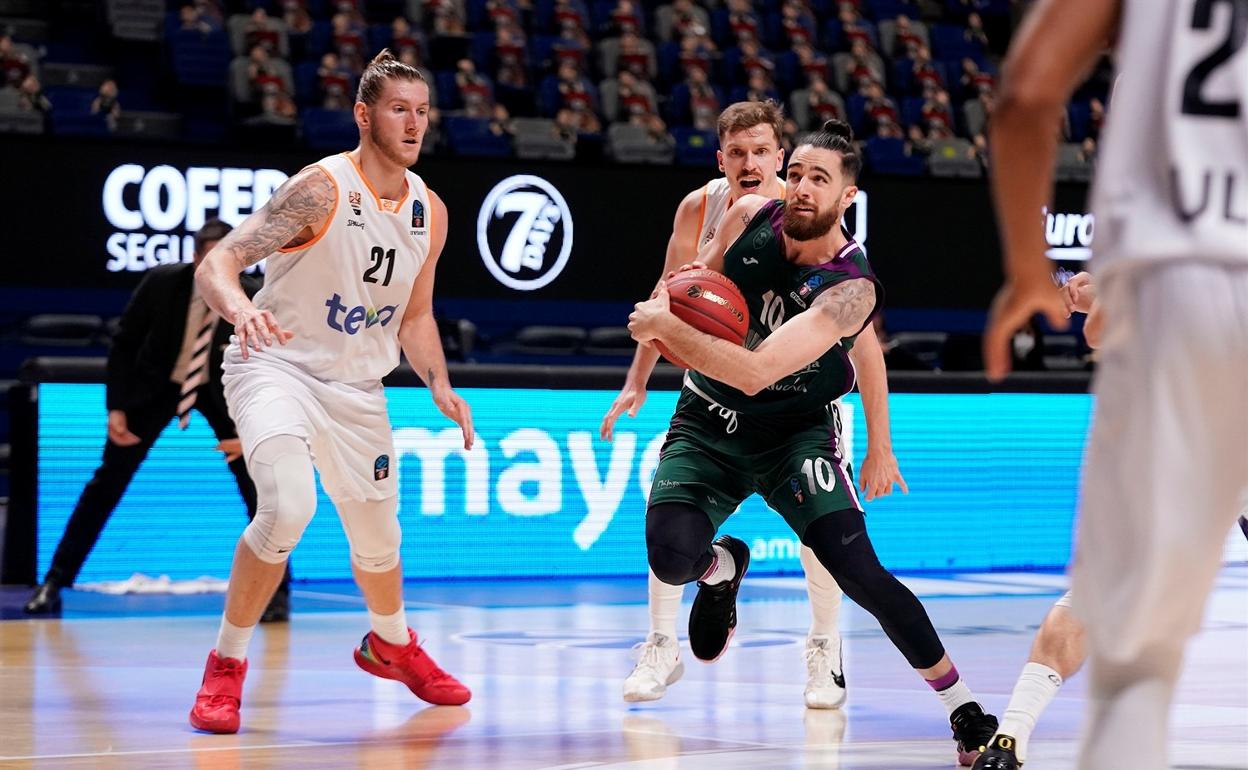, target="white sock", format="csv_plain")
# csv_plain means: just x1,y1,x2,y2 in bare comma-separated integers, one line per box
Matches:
215,617,256,661
648,569,682,639
369,608,410,646
996,662,1063,760
699,544,736,585
934,678,976,717
800,544,842,638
